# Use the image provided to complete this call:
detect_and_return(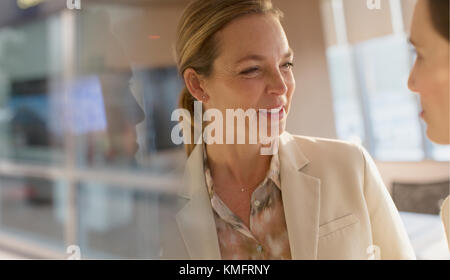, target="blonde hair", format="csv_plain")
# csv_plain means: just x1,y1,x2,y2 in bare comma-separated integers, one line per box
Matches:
175,0,284,156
